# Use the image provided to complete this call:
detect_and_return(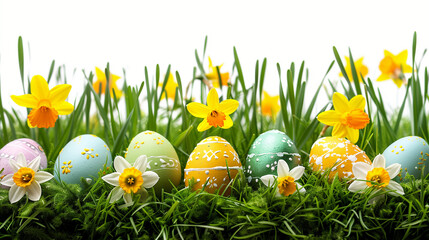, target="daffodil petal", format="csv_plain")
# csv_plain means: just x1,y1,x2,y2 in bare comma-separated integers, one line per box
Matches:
349,95,365,110
108,186,123,203
392,79,403,88
102,172,121,186
26,181,42,201
142,171,159,189
54,101,74,115
207,88,219,108
352,162,372,179
372,154,386,168
1,175,14,187
187,102,211,118
386,181,404,196
317,110,341,125
15,154,27,168
396,50,408,64
386,163,401,179
332,123,347,138
30,75,50,99
332,92,350,113
133,155,148,173
27,156,41,172
348,180,367,193
384,50,394,58
277,160,290,178
10,94,39,108
376,73,391,82
260,174,277,187
346,127,359,144
50,84,72,106
296,183,306,194
197,119,212,132
9,184,26,203
123,192,133,204
34,171,54,184
289,166,304,180
219,99,239,115
402,64,413,73
220,115,233,129
95,67,106,81
114,156,131,173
